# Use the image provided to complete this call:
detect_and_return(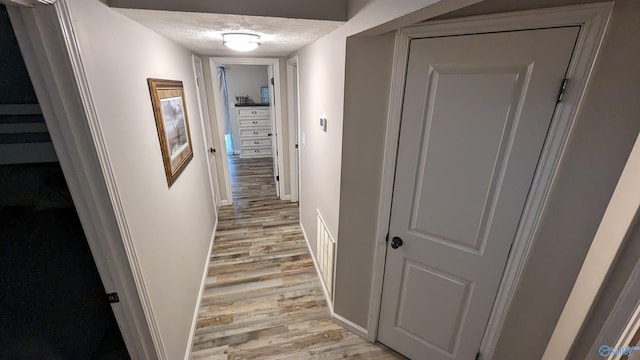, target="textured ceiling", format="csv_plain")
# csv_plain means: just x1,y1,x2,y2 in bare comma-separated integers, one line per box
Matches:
116,9,345,57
